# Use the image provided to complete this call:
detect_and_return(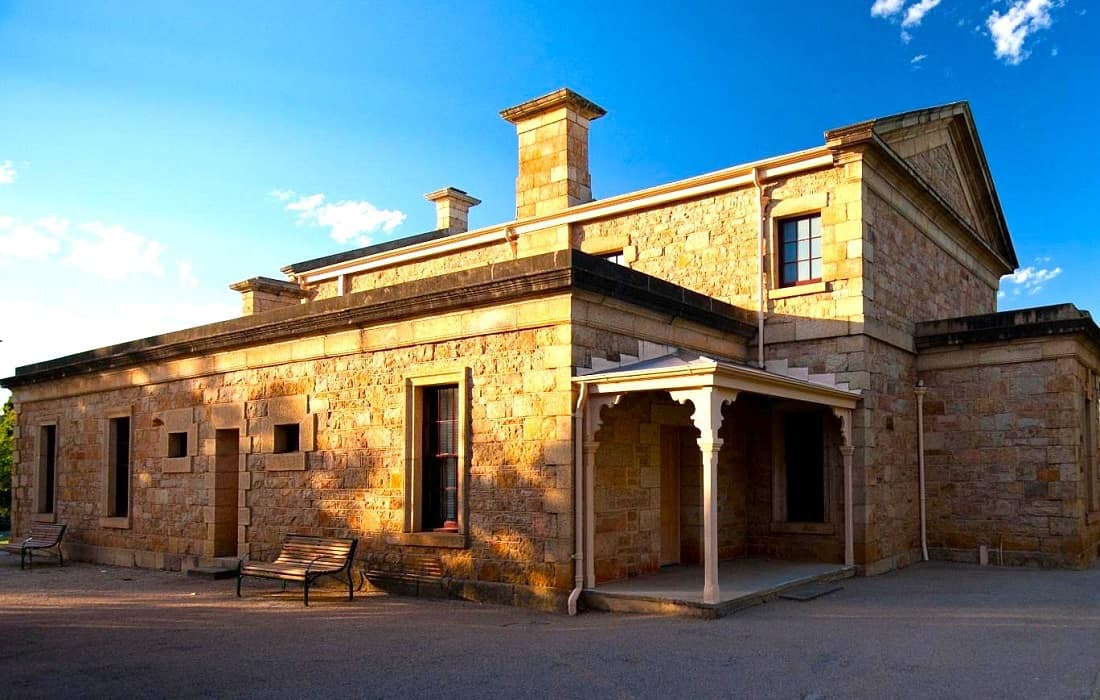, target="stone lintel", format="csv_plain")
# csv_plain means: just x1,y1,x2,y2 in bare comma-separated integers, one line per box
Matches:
500,87,606,124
